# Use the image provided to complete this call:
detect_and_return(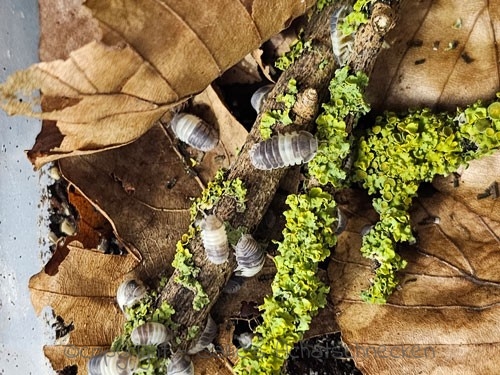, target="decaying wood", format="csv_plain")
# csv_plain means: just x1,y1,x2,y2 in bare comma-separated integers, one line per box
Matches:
158,0,400,352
